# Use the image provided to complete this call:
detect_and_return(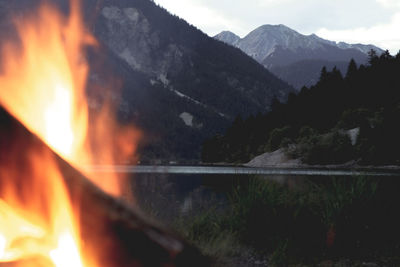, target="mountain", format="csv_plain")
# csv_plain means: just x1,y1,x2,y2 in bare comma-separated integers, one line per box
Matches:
0,0,293,162
337,42,383,54
214,24,384,89
214,31,240,46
